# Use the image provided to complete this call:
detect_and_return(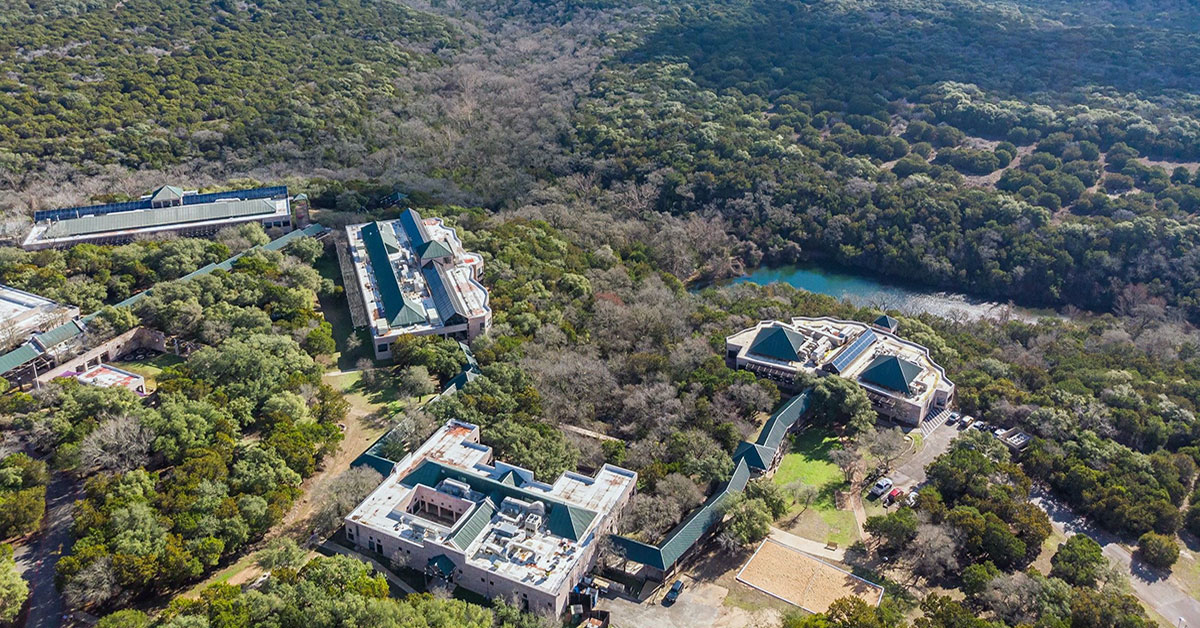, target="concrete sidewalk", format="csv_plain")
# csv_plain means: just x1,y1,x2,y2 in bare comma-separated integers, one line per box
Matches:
768,526,846,562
